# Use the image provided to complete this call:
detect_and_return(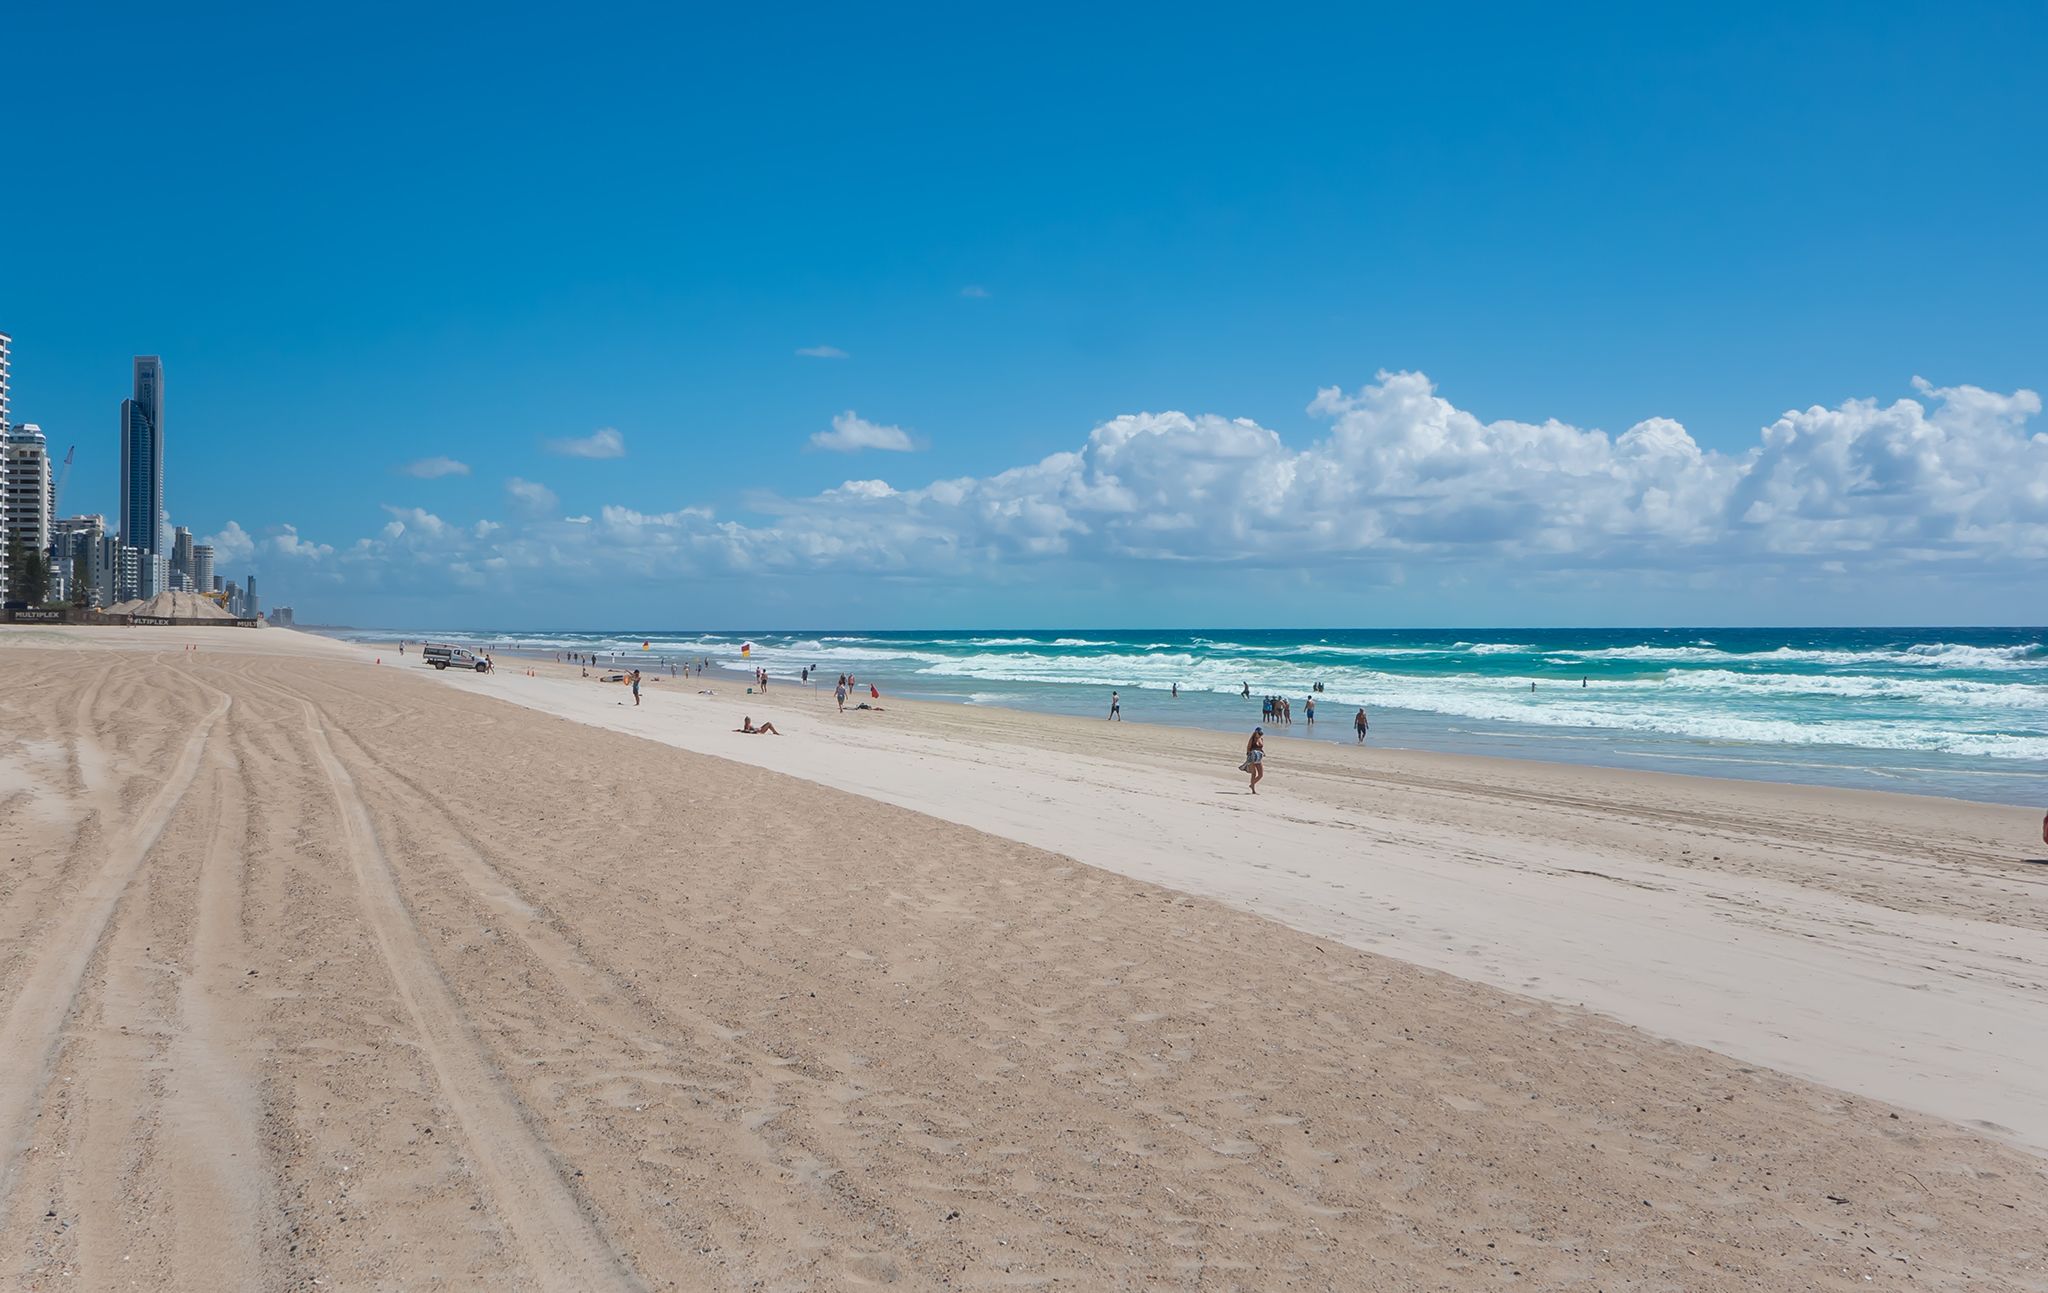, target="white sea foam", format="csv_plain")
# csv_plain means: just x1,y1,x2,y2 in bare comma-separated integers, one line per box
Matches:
1562,641,2044,669
910,649,2048,760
